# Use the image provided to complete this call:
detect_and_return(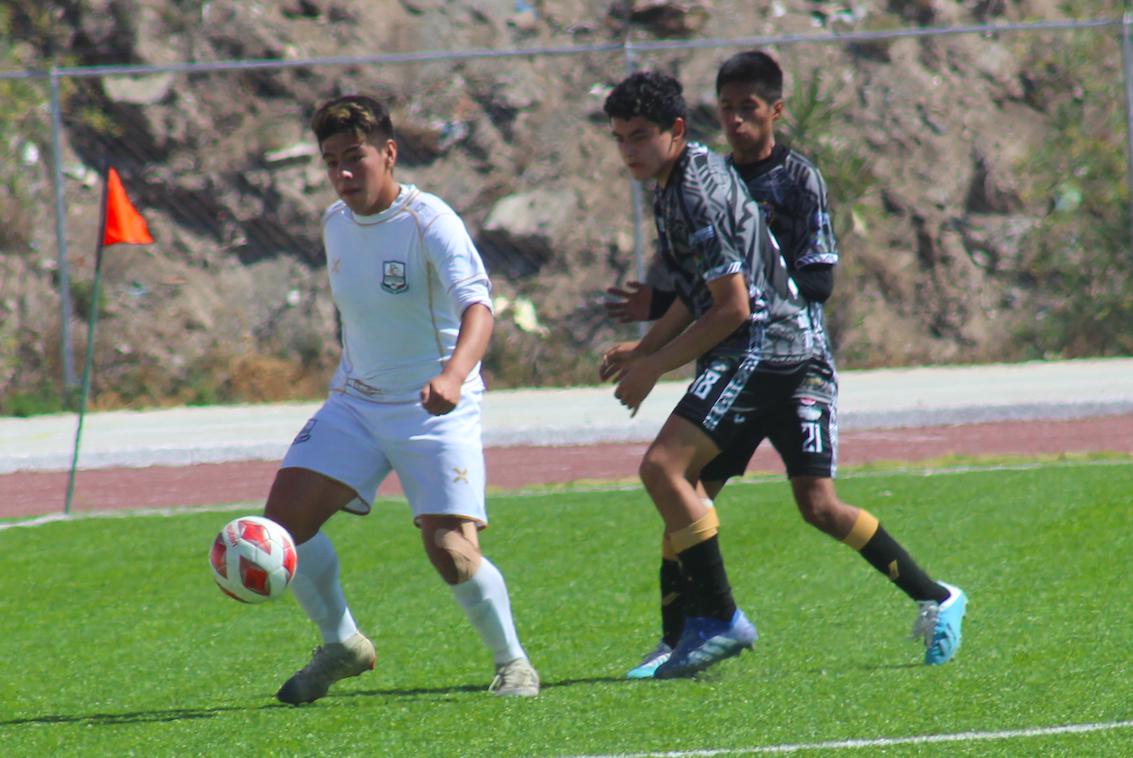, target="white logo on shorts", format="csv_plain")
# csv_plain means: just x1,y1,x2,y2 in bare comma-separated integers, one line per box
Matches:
796,400,823,422
691,362,728,400
293,419,317,444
